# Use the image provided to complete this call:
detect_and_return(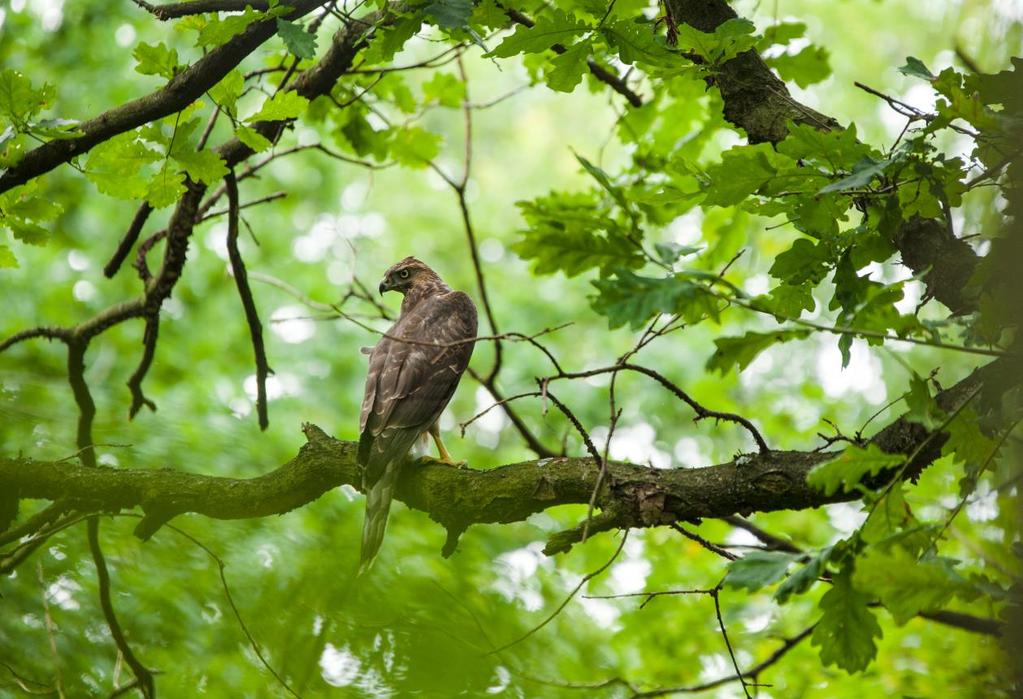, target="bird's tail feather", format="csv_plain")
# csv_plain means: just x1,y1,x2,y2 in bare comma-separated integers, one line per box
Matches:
357,460,401,576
